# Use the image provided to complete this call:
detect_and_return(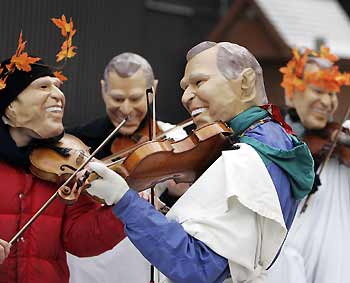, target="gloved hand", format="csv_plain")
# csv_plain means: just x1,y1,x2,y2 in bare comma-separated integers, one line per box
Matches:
85,162,129,205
